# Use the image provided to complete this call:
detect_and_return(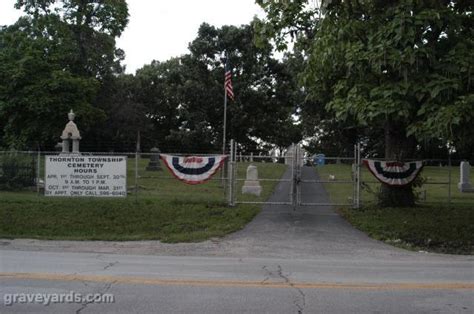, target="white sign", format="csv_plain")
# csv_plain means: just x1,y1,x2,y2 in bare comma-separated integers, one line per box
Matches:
45,155,127,197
